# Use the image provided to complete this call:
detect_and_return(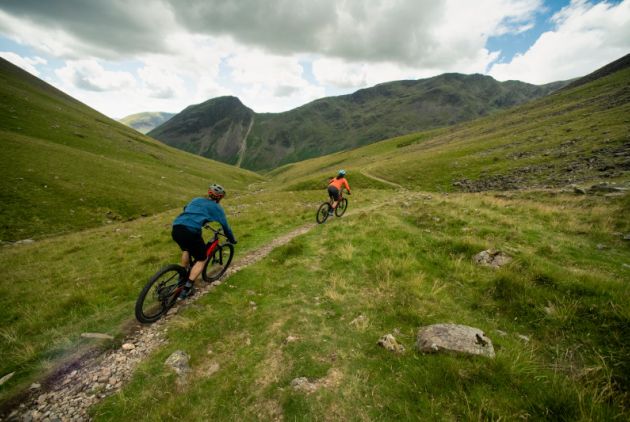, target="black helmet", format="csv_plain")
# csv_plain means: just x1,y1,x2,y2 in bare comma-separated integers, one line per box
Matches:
208,183,226,200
